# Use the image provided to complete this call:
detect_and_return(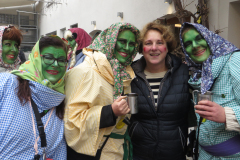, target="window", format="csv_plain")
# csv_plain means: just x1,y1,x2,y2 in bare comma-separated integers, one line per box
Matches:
60,27,66,38
46,31,57,36
70,23,78,28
